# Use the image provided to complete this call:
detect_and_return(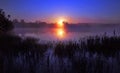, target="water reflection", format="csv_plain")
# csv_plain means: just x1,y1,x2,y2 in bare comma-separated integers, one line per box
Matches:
54,21,66,39
56,28,66,38
14,23,120,41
